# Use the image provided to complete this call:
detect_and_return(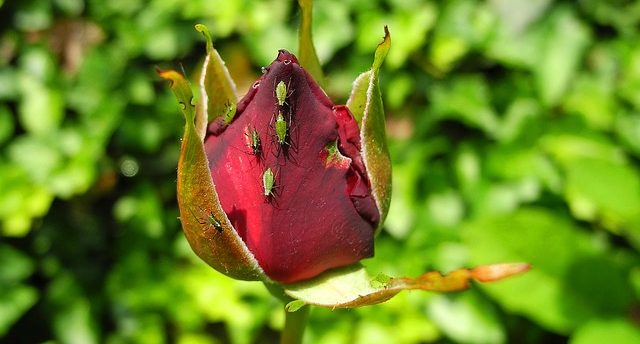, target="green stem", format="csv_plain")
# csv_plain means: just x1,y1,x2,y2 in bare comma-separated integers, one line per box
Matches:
280,305,309,344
